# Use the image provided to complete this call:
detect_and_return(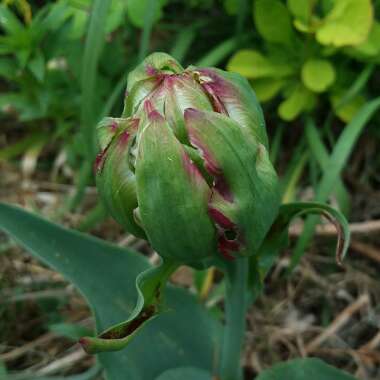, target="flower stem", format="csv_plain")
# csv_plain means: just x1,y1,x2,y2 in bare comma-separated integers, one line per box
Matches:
220,258,248,380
